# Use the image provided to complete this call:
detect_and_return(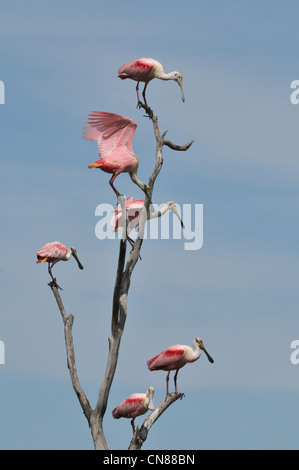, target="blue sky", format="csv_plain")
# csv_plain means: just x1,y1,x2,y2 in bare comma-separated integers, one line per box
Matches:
1,0,299,450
